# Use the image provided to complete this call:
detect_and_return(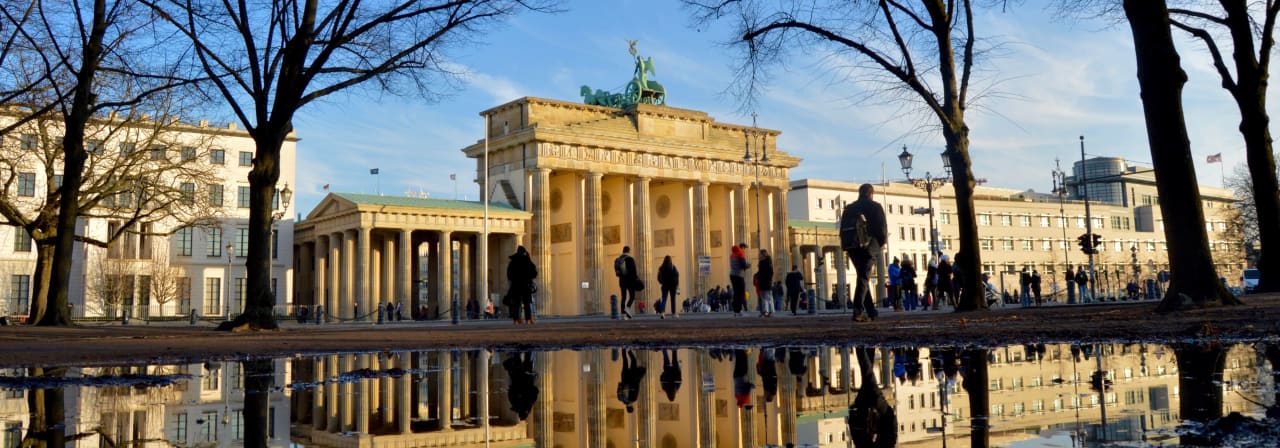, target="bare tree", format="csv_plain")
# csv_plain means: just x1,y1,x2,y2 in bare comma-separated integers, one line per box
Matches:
0,0,204,325
146,248,184,317
88,250,136,318
1165,0,1280,293
1122,0,1240,310
687,0,991,311
145,0,558,330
